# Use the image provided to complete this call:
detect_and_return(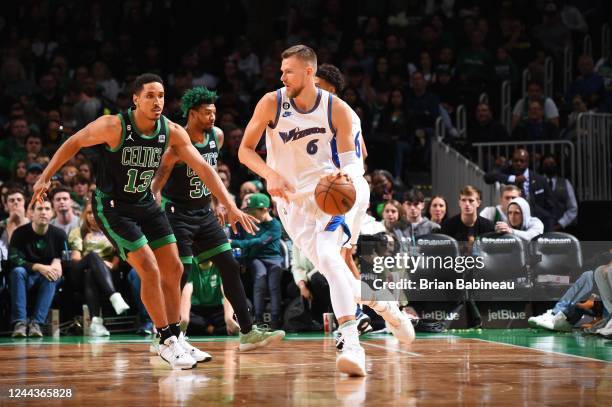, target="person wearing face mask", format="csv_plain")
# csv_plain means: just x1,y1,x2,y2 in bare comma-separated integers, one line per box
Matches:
540,155,578,231
495,197,544,241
